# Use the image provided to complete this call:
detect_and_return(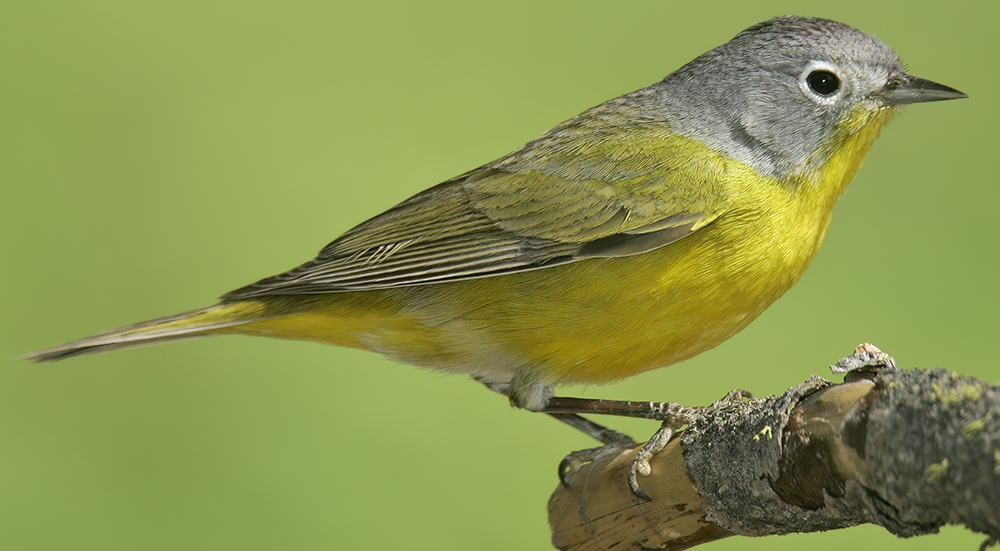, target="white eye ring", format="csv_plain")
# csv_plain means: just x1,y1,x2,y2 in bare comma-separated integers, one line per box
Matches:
799,61,843,105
